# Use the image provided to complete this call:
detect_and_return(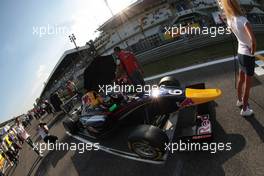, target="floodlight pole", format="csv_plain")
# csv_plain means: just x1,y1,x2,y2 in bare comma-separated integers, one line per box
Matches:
69,33,85,59
68,33,86,75
69,34,78,49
